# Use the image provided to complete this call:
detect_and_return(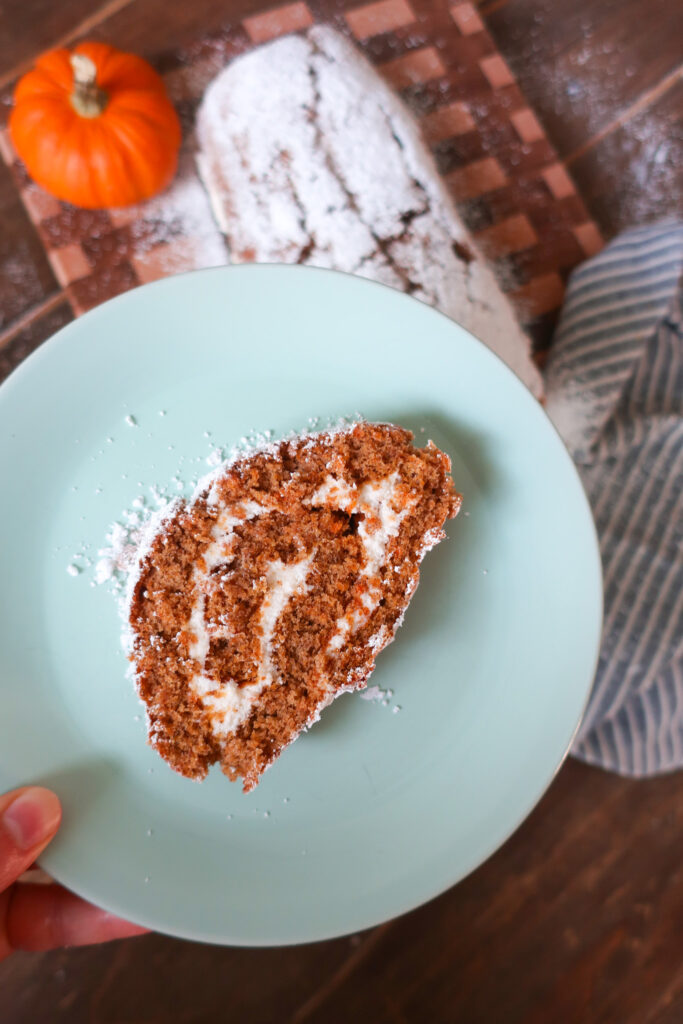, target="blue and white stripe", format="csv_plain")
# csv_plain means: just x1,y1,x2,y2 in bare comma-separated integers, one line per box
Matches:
544,222,683,776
